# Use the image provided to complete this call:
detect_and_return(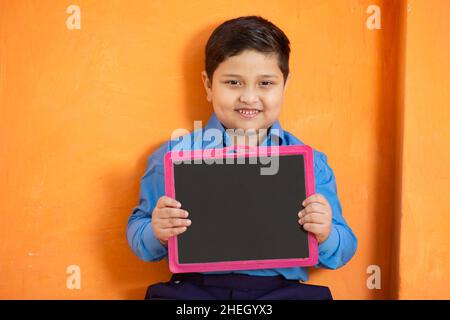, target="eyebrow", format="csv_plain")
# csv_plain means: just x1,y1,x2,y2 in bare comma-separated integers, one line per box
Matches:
220,74,279,79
